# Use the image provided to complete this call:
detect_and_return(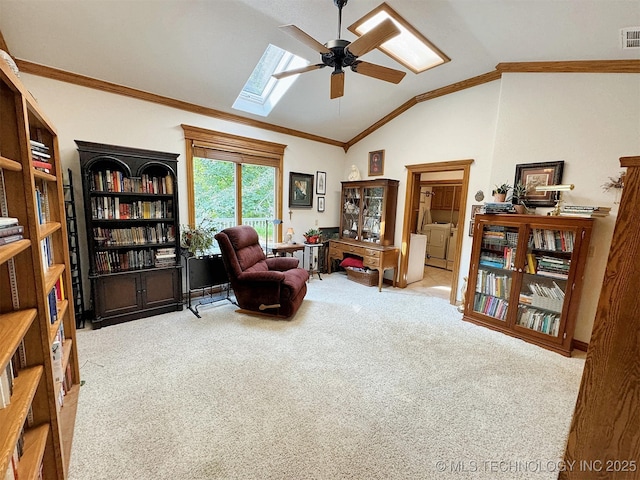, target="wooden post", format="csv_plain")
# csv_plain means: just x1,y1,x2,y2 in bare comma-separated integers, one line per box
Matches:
561,156,640,479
